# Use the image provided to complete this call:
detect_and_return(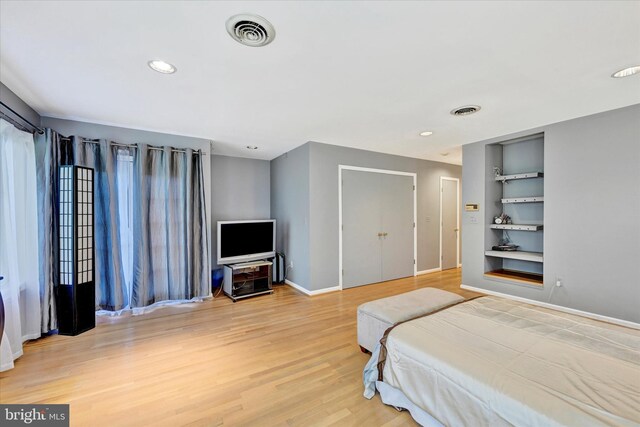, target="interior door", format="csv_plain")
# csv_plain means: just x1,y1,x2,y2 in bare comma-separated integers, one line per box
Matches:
342,170,382,288
381,174,414,281
441,178,459,270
